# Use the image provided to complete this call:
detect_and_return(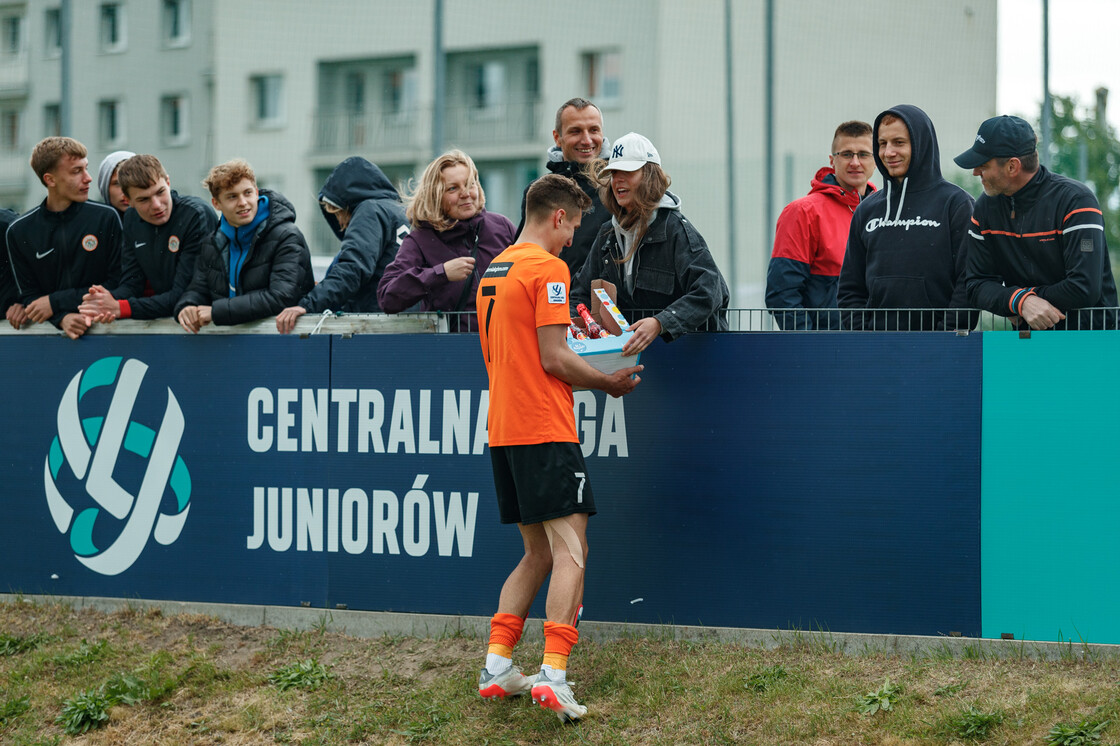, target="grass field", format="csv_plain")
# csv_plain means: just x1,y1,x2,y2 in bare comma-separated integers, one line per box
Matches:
2,599,1119,745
